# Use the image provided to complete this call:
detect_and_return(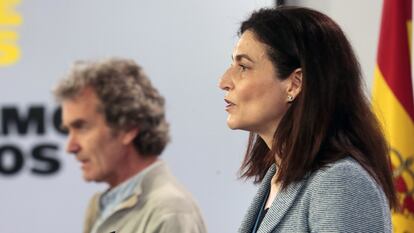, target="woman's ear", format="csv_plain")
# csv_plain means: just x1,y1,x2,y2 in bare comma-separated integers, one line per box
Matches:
121,128,139,145
286,68,302,102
